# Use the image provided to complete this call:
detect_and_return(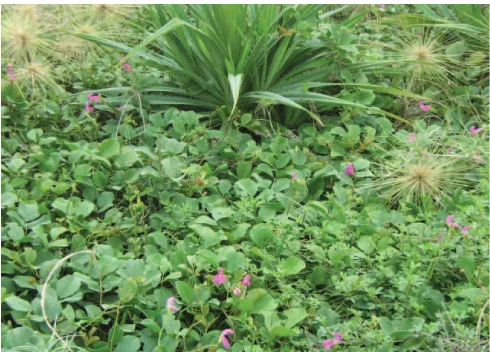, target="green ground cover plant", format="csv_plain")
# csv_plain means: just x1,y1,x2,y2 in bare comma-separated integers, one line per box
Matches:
1,4,489,352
